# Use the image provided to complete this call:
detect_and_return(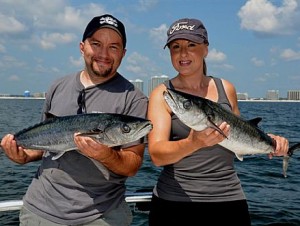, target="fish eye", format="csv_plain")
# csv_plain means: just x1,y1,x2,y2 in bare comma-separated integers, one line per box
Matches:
121,124,131,133
183,100,192,110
